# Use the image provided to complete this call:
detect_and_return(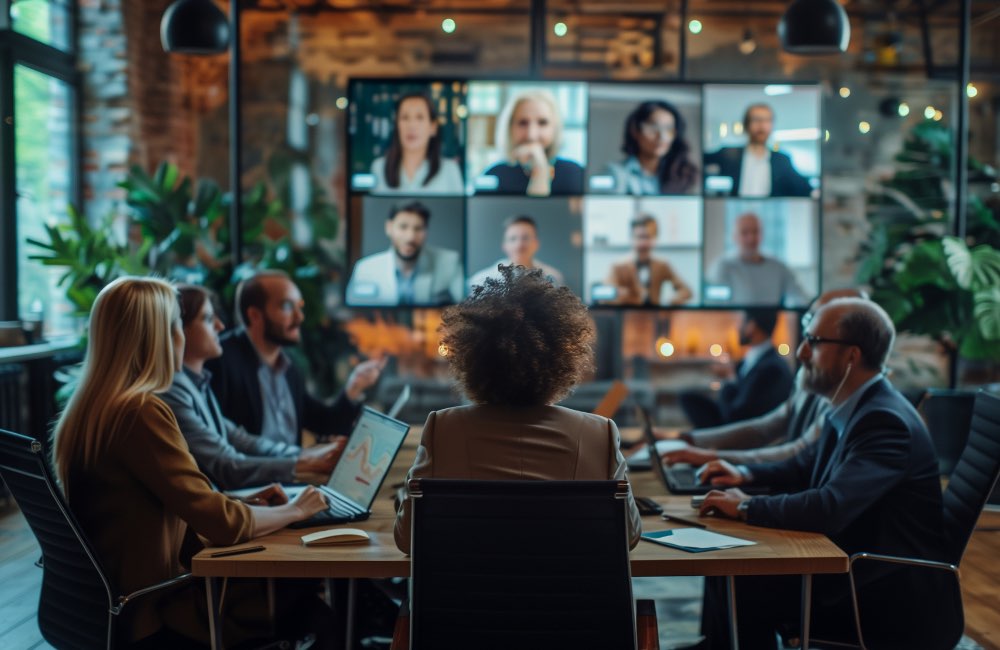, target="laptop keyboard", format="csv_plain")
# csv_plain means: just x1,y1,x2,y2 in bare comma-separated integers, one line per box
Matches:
668,465,699,487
